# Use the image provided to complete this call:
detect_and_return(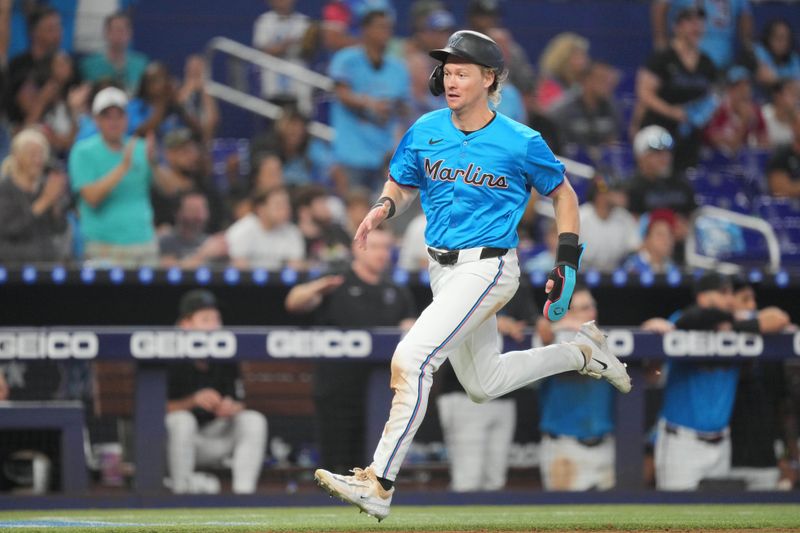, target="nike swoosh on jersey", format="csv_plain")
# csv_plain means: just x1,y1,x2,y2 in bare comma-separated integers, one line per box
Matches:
428,138,444,145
